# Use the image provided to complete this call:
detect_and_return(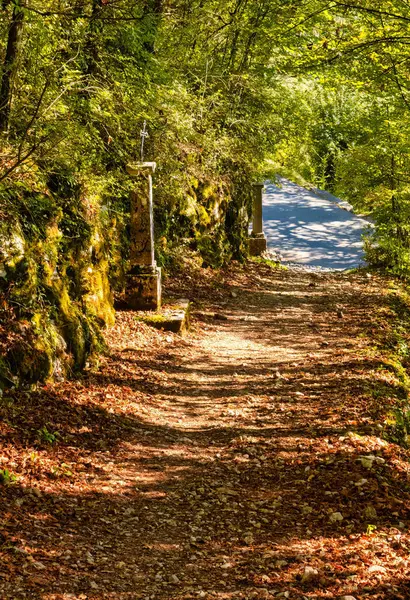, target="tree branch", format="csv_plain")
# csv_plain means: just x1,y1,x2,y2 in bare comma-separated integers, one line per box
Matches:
333,2,410,23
